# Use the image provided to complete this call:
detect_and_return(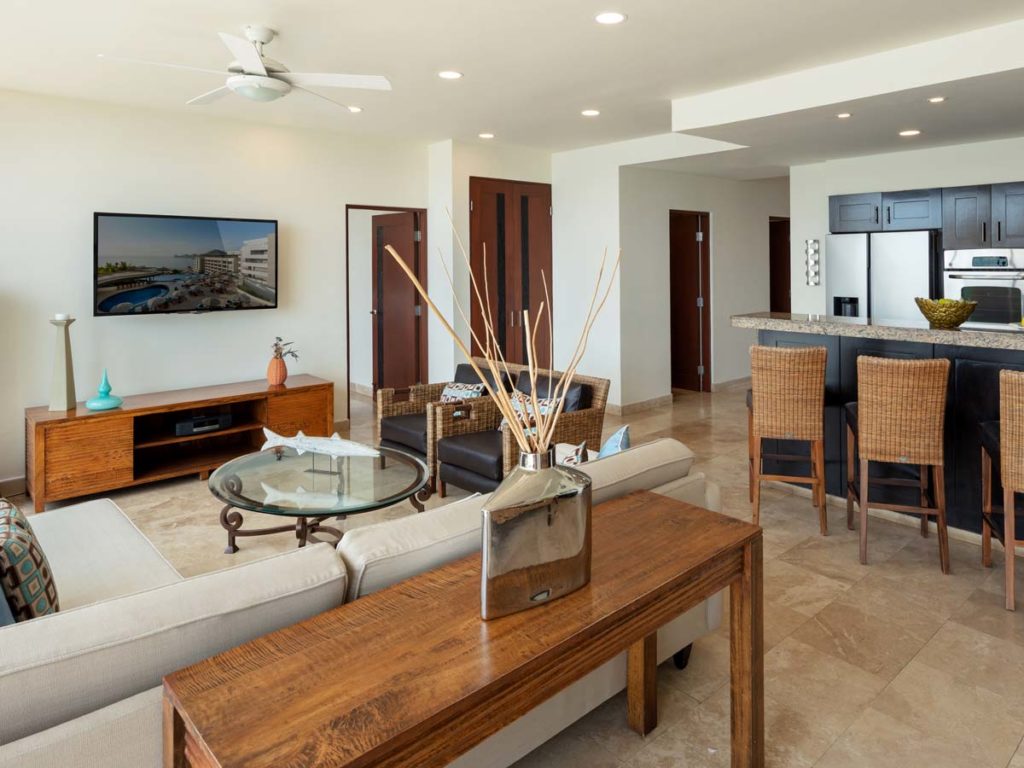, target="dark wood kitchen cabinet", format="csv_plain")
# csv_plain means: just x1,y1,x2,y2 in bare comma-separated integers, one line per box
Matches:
991,181,1024,247
942,185,991,249
881,188,942,231
829,192,881,233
